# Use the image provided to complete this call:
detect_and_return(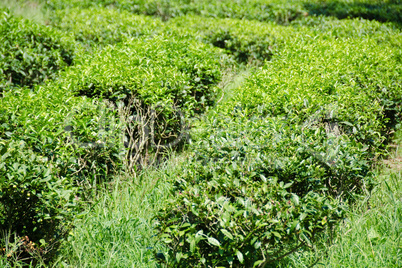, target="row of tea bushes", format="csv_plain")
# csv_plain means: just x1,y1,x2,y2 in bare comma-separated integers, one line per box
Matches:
226,26,402,150
62,35,224,116
291,15,402,45
0,8,75,92
42,0,402,25
42,0,306,24
49,7,163,46
155,21,402,266
166,16,295,64
0,28,227,261
305,0,402,25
